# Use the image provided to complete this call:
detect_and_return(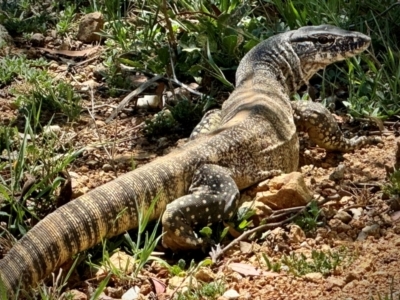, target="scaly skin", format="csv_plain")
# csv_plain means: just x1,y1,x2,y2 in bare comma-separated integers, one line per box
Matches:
0,25,373,295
